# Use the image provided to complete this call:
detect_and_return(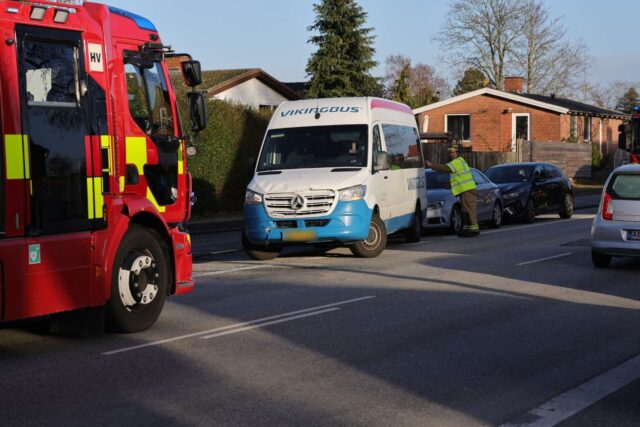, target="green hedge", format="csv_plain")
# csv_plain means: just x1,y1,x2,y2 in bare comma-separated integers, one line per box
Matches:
172,75,272,216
